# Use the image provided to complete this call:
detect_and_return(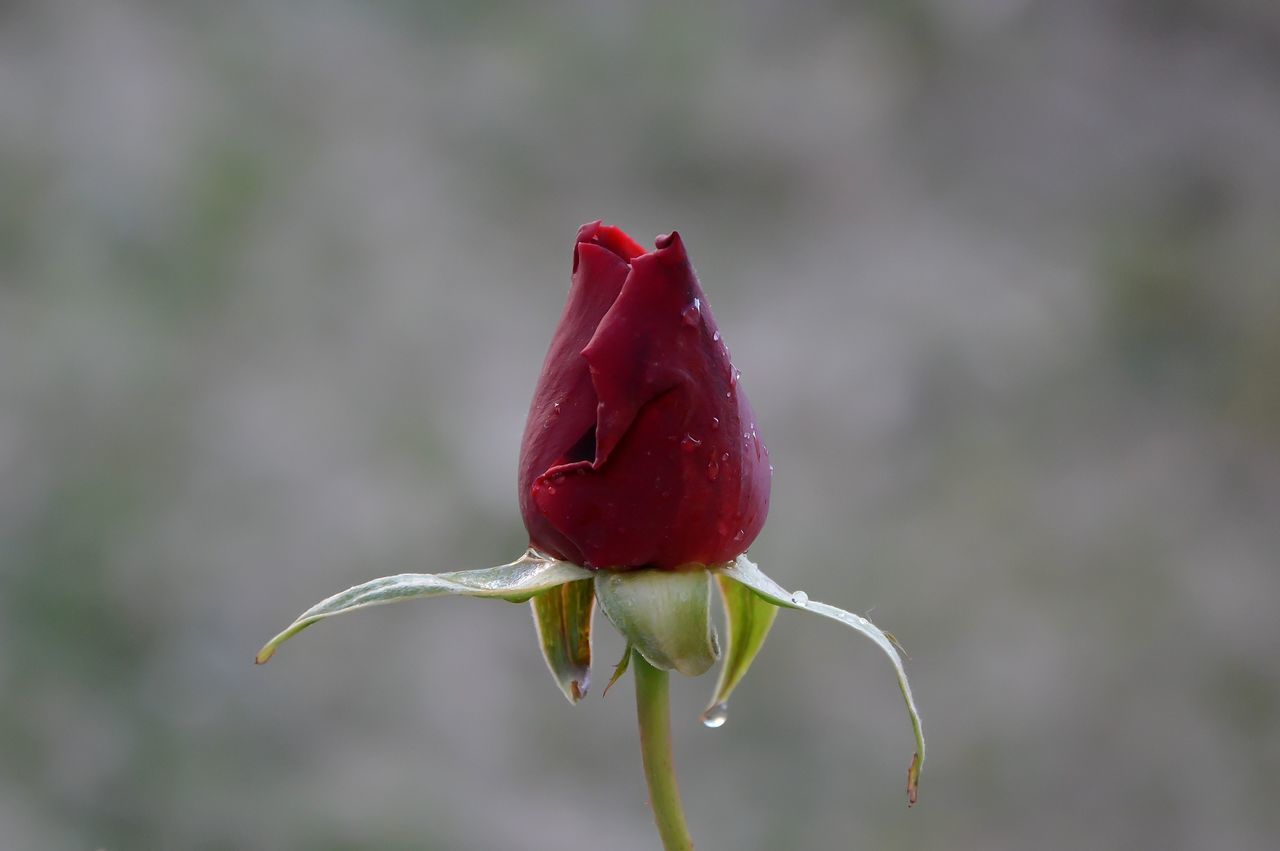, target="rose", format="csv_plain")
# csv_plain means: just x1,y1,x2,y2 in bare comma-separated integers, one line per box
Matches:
518,221,772,571
260,223,925,850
